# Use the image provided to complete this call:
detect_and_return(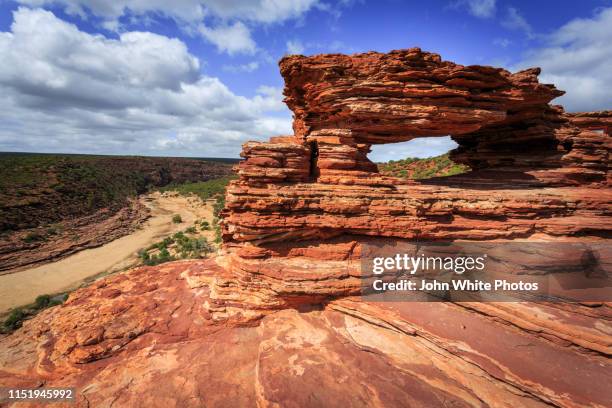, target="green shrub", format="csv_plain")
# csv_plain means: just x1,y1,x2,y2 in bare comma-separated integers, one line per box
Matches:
138,249,150,261
22,232,44,243
48,299,62,307
214,225,222,244
159,176,235,201
185,226,196,234
144,255,158,266
2,292,68,332
444,165,466,177
4,309,26,330
161,237,174,248
159,176,234,247
34,294,51,309
377,153,469,180
172,214,182,224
